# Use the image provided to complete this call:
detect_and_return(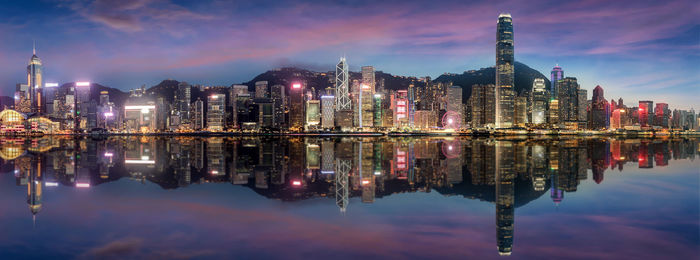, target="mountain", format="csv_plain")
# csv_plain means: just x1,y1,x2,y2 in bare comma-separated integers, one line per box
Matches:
434,61,550,101
58,82,130,107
